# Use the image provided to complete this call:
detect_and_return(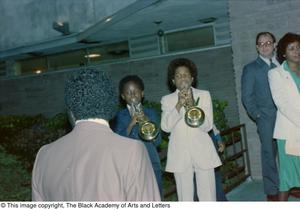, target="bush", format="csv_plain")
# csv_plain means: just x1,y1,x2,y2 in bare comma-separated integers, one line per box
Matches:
212,99,229,130
0,99,229,201
0,145,31,200
0,113,71,170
